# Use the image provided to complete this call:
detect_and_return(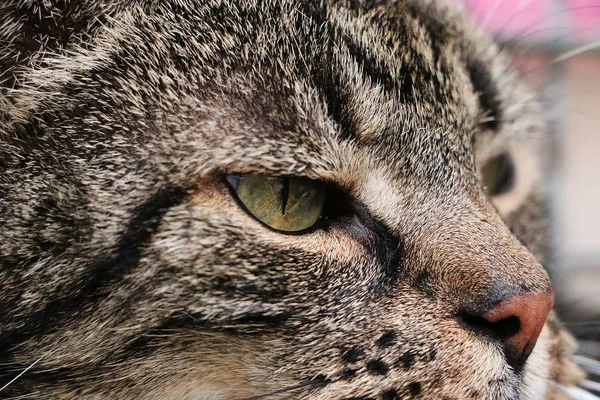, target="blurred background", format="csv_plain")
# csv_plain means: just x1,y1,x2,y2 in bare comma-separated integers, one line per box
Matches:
463,0,600,391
